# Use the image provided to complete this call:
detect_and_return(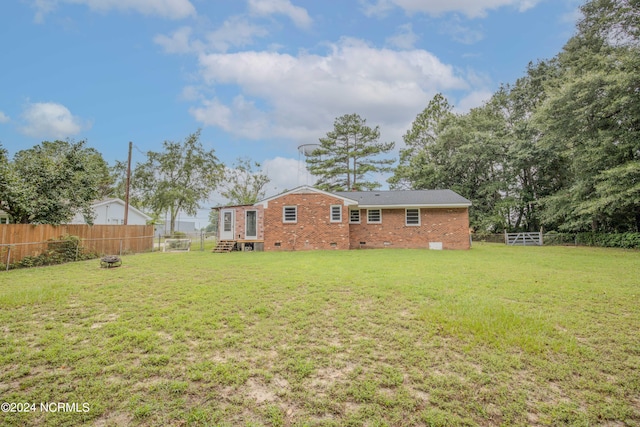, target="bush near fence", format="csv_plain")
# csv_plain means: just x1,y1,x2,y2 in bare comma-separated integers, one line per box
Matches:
9,235,98,269
574,232,640,249
472,232,640,249
0,224,154,269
